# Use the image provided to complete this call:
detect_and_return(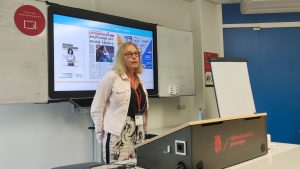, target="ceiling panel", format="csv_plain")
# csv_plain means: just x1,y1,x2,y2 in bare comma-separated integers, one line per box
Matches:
241,0,300,14
204,0,300,14
206,0,242,4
